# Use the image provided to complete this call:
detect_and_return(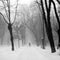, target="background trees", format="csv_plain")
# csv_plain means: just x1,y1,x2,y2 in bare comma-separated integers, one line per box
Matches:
0,0,59,53
52,0,60,49
35,0,60,53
